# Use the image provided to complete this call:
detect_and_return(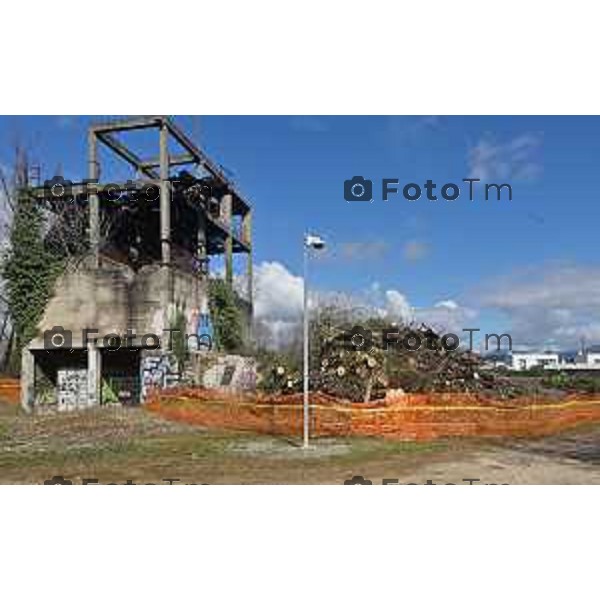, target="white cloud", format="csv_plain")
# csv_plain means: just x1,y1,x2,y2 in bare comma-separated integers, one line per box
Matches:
435,299,458,310
379,289,476,333
468,133,542,181
251,260,477,347
384,290,413,322
253,261,304,322
476,263,600,348
10,205,597,352
414,300,477,333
